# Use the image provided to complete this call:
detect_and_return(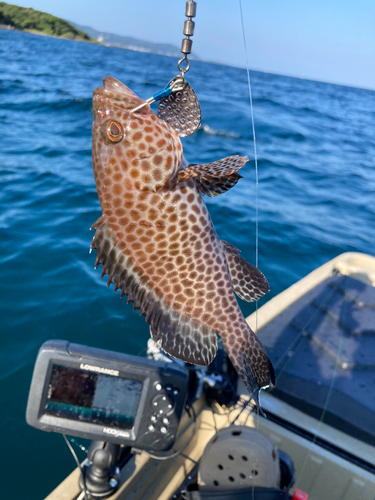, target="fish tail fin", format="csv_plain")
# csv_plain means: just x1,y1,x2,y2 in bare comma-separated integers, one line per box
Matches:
222,322,275,408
